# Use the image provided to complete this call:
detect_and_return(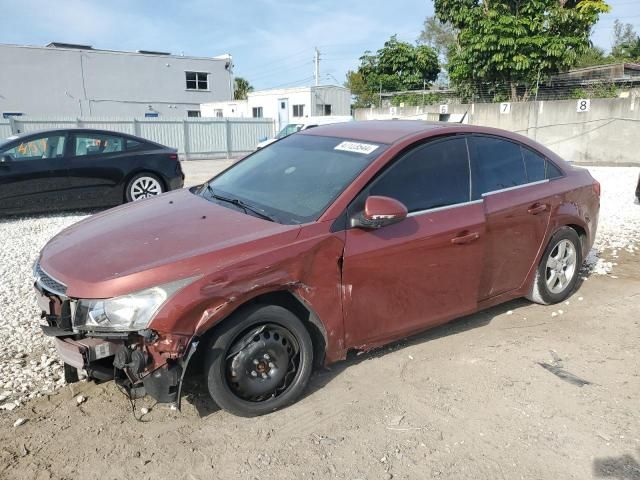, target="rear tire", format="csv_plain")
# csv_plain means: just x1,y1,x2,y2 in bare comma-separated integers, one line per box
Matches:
125,172,164,202
527,227,582,305
205,304,314,417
